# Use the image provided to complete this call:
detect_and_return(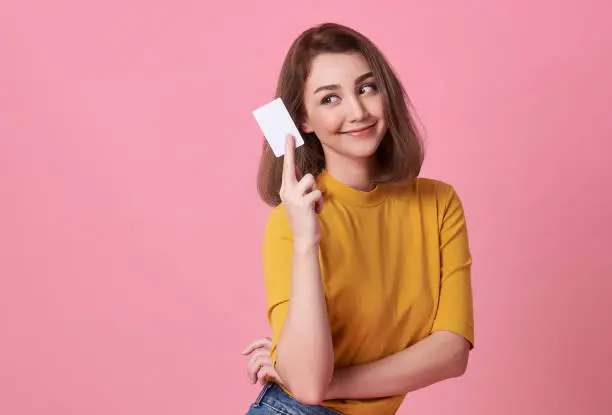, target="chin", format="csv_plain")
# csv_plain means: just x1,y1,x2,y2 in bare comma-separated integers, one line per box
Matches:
341,137,382,159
